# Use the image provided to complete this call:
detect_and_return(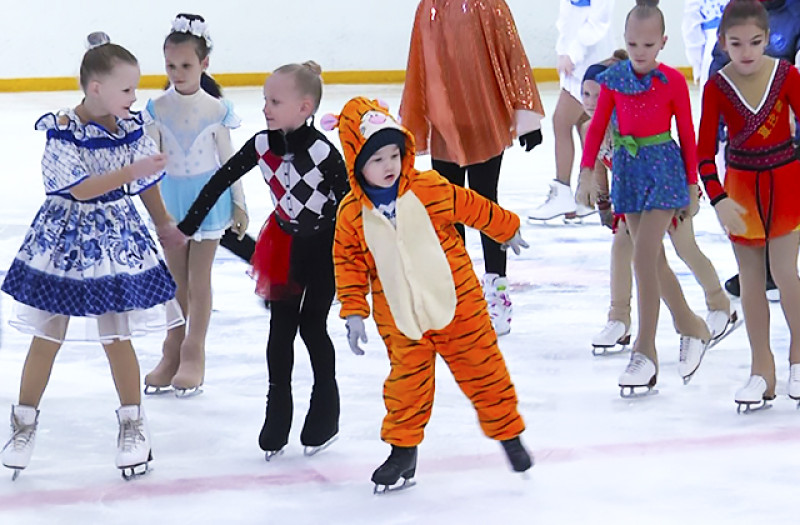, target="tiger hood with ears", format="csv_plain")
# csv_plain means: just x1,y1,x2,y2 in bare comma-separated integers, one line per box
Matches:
322,96,416,208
